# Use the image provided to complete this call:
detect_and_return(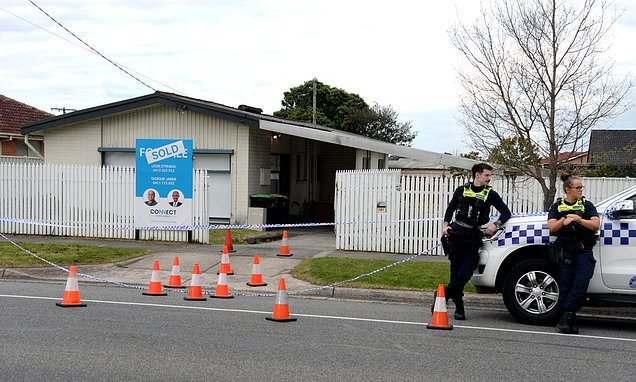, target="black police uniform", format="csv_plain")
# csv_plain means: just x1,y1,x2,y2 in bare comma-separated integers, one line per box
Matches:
547,197,598,333
443,183,511,318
